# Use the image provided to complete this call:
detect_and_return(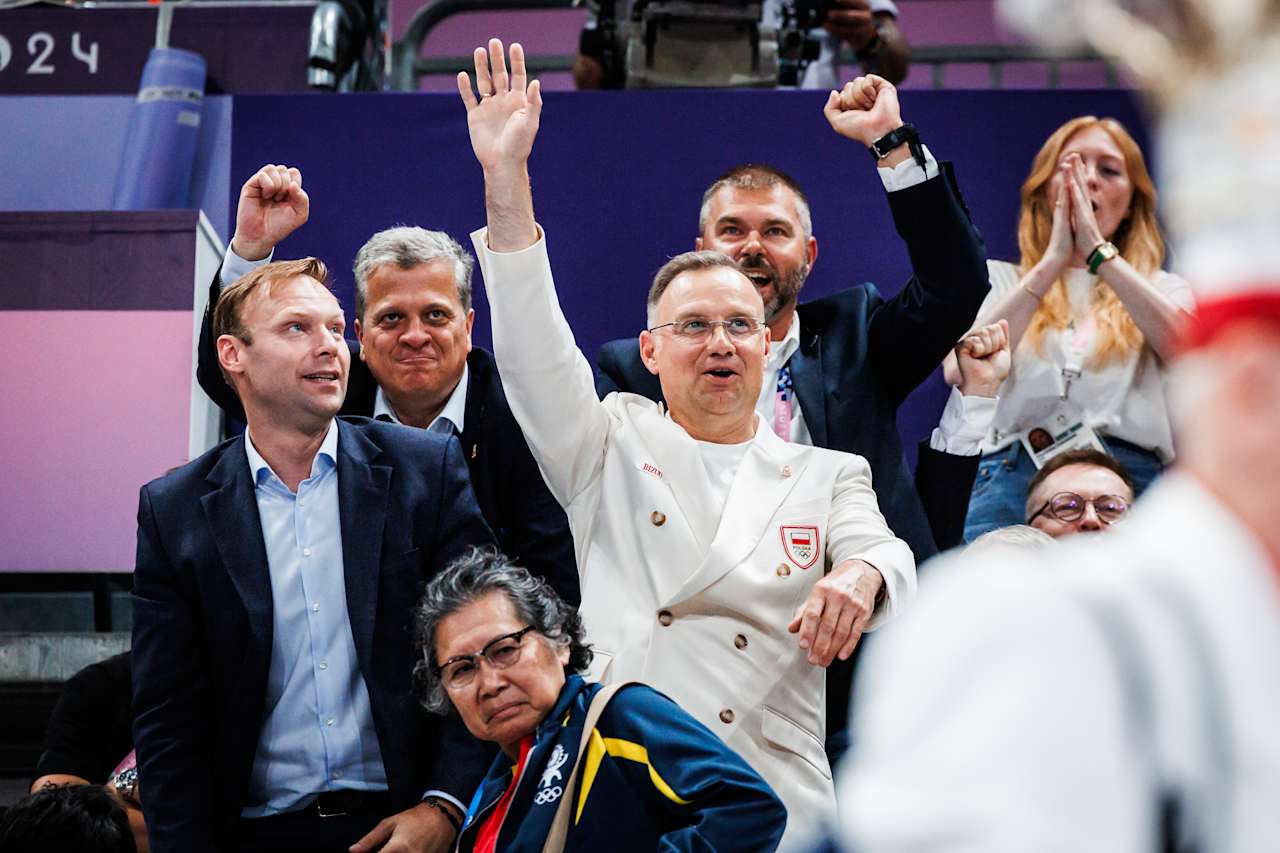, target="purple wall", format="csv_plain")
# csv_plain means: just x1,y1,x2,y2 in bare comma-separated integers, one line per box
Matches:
229,87,1148,455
